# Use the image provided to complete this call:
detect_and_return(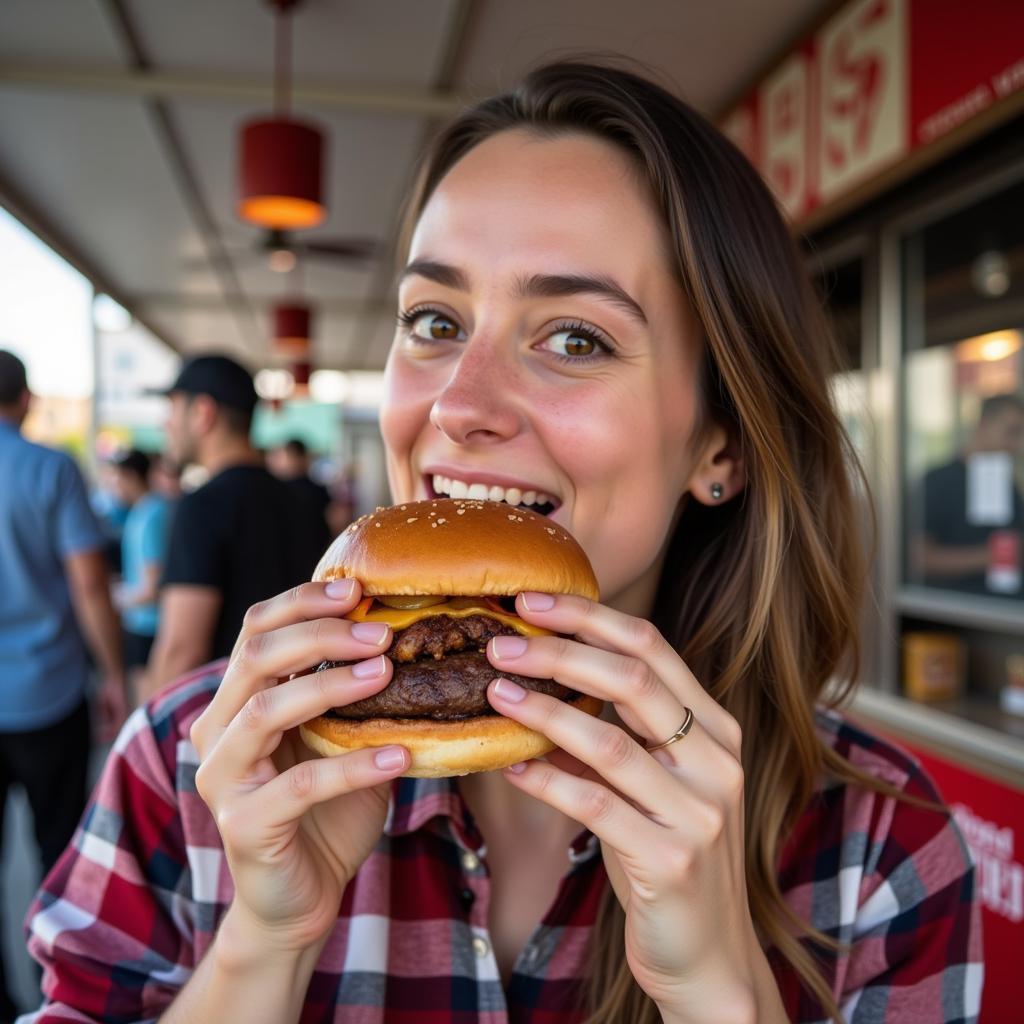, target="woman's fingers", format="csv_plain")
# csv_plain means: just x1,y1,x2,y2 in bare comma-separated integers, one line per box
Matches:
500,755,669,863
233,579,362,653
488,632,684,751
217,745,409,851
195,605,390,752
515,592,741,754
223,615,389,705
211,658,394,780
489,679,724,829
